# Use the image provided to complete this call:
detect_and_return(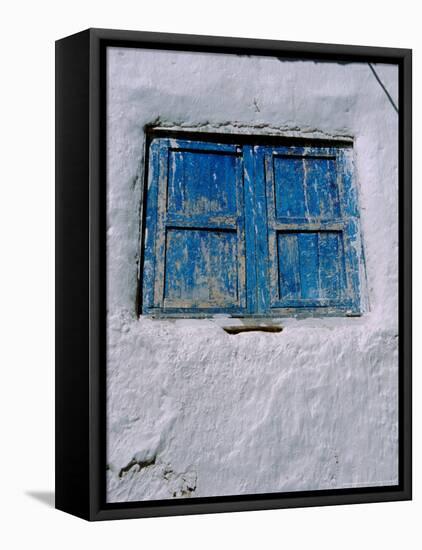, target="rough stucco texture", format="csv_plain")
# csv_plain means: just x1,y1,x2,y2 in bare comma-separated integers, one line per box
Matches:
106,48,399,502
